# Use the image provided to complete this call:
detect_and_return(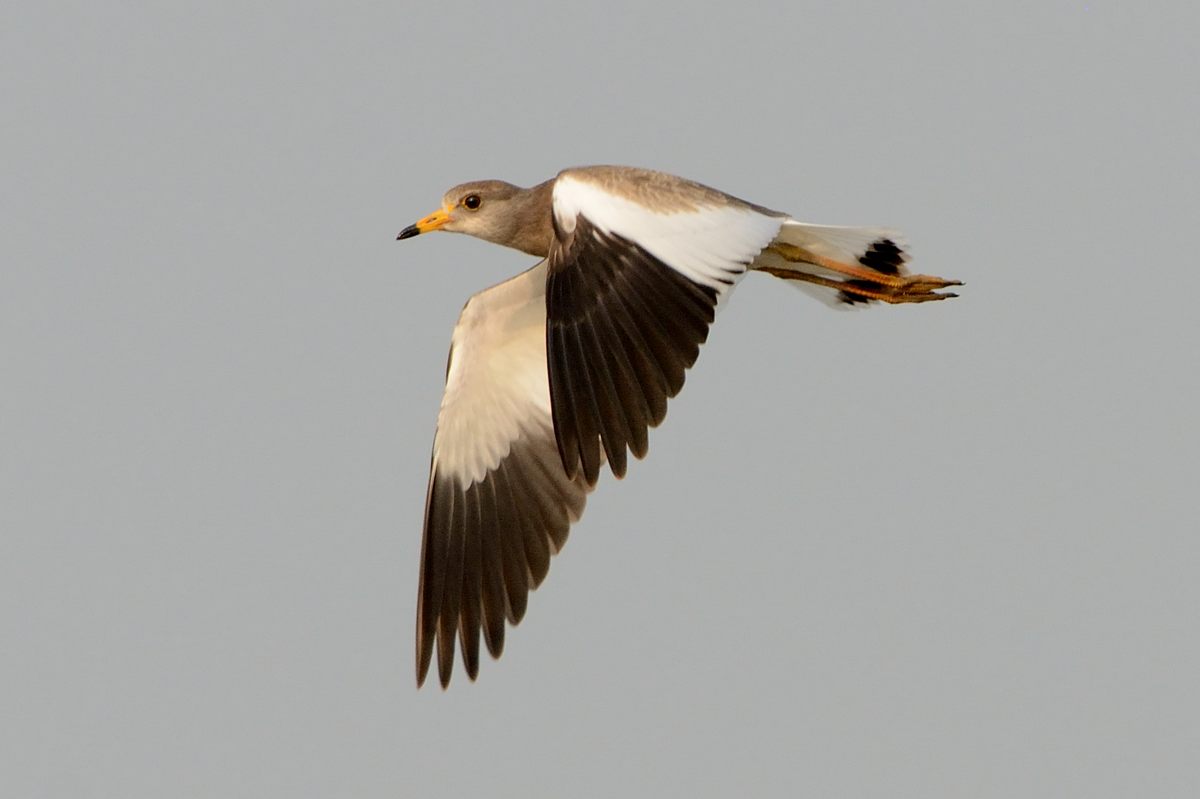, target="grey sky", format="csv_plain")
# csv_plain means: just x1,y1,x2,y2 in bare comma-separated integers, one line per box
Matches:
3,2,1198,796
